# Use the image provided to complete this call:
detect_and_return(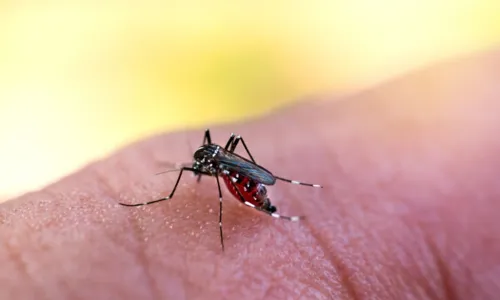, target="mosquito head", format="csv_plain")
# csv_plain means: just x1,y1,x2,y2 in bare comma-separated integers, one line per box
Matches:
193,146,207,162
